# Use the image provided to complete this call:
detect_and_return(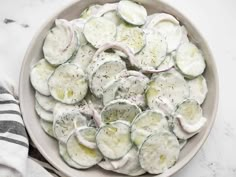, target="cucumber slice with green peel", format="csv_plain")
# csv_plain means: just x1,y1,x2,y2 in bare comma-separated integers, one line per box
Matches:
53,104,87,142
75,127,97,149
53,100,93,120
86,51,122,77
144,13,181,53
146,69,189,115
117,0,147,26
115,23,145,55
35,92,57,112
40,119,55,138
89,56,126,98
103,10,123,26
48,63,88,104
30,59,55,96
131,110,169,147
158,52,176,70
94,3,118,18
143,13,179,29
83,17,116,48
58,141,88,169
35,101,53,122
172,117,197,140
101,99,141,124
109,155,129,170
180,26,189,44
156,21,183,53
113,146,146,176
139,131,180,174
70,19,87,46
188,75,208,104
135,29,167,70
67,131,103,167
70,44,96,71
43,20,78,65
80,4,102,20
96,121,132,160
176,42,206,78
175,99,207,133
103,70,149,108
98,159,115,171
